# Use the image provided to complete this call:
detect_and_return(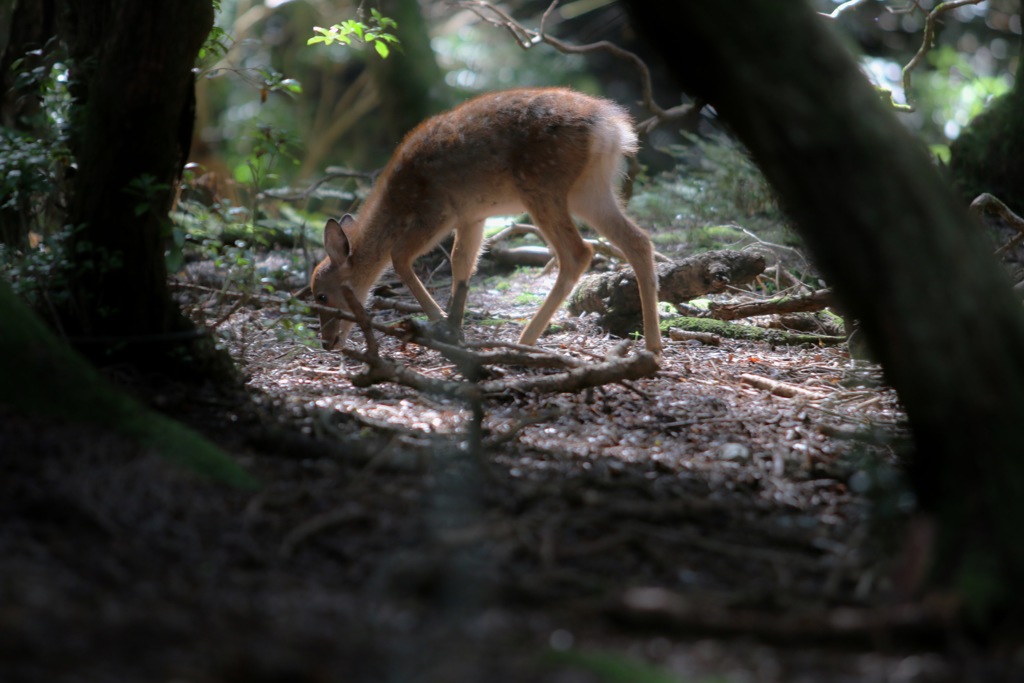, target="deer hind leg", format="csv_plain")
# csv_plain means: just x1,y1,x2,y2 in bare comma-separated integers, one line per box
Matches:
571,187,663,355
518,199,594,346
447,219,485,330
